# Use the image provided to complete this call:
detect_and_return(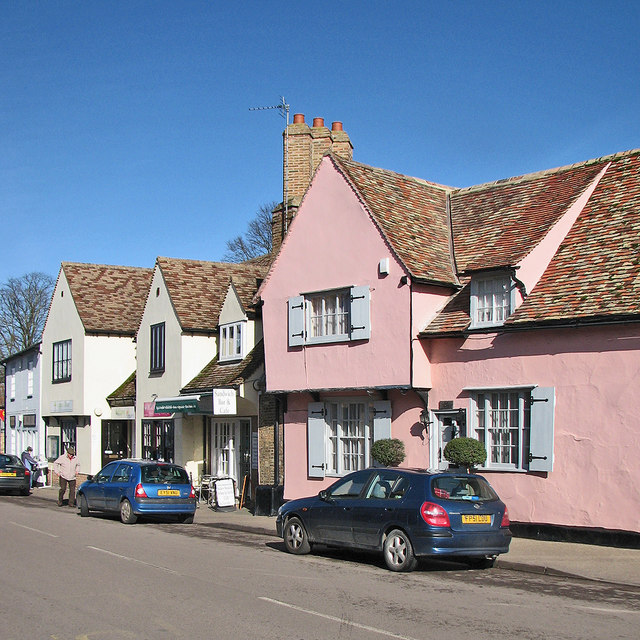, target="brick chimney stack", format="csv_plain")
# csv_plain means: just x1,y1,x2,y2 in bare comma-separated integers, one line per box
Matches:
272,114,353,252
